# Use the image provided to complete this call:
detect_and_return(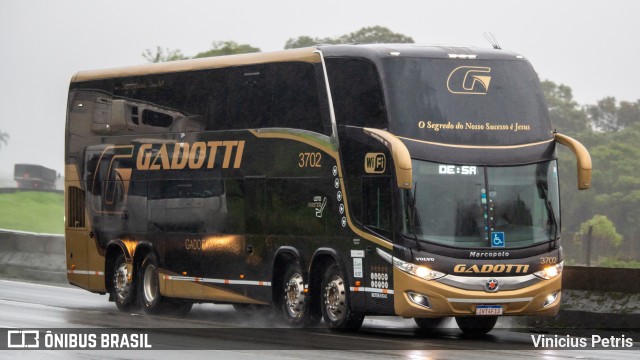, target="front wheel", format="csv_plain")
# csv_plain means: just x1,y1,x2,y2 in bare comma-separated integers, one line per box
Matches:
320,264,364,331
111,253,138,311
455,316,498,335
